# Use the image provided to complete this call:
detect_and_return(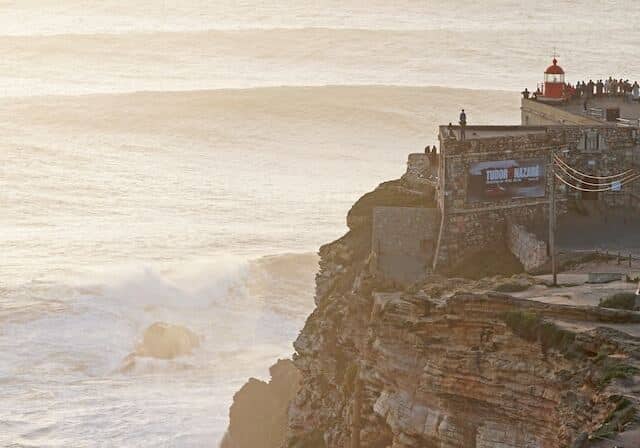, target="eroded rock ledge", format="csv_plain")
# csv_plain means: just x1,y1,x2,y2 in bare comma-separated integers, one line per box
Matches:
224,174,640,448
286,175,640,447
285,216,640,447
